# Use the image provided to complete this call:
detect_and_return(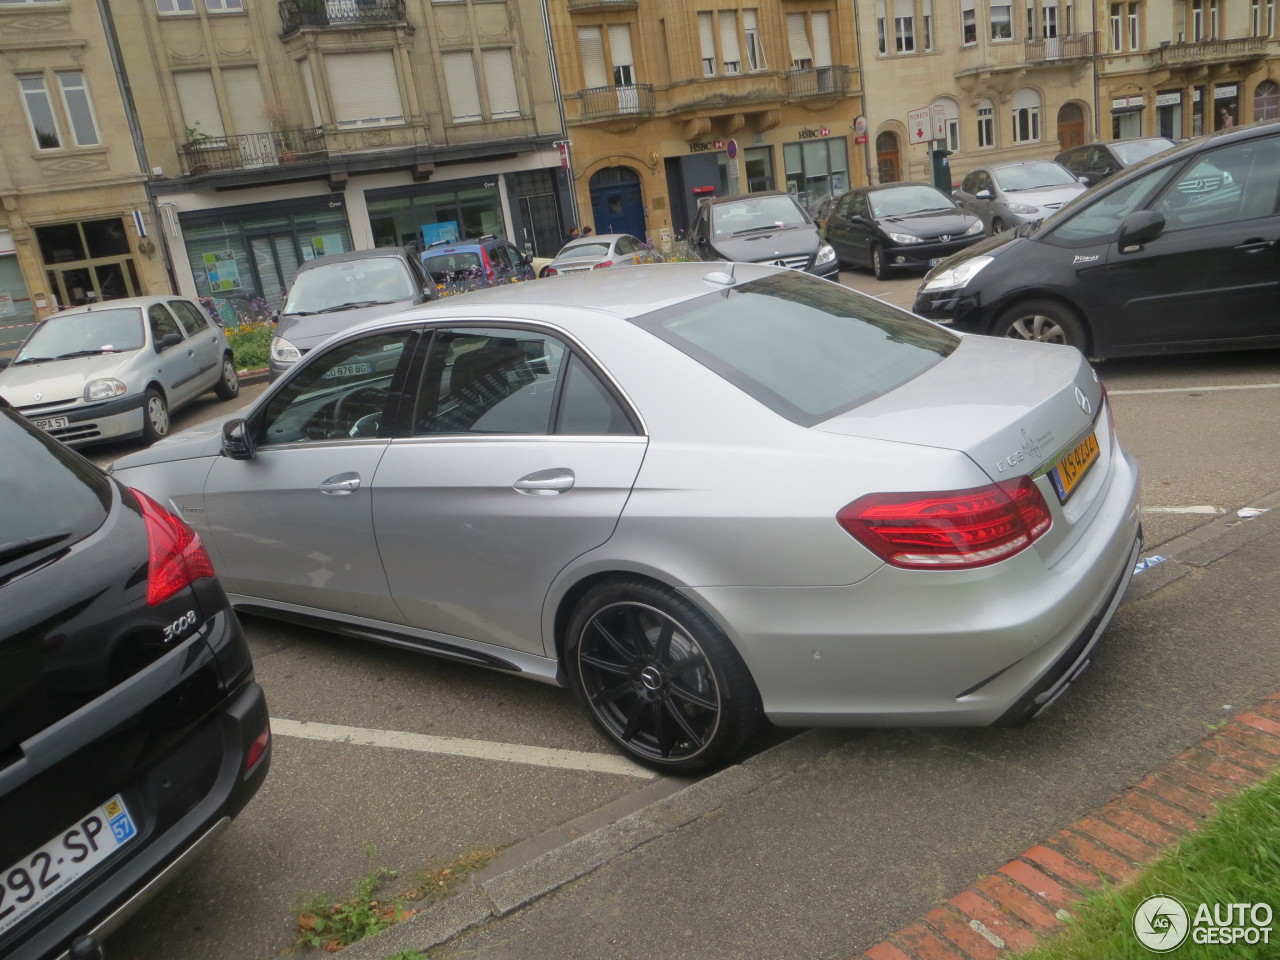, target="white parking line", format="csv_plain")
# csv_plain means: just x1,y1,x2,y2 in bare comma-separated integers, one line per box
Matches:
1144,505,1223,515
1109,383,1280,396
271,718,656,779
